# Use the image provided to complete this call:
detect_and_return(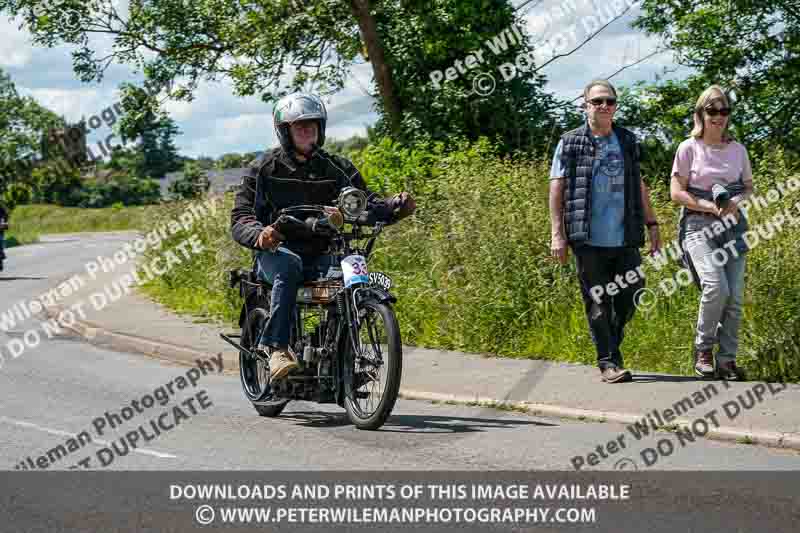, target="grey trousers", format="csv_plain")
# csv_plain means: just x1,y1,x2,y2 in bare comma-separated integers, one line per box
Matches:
683,224,746,363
